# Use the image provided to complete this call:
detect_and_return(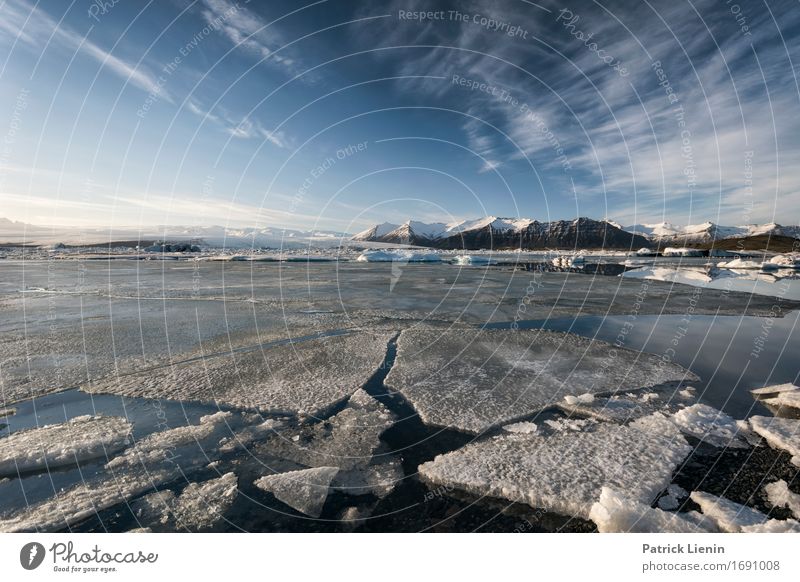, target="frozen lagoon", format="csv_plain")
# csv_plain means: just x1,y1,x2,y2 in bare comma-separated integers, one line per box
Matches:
1,258,799,532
